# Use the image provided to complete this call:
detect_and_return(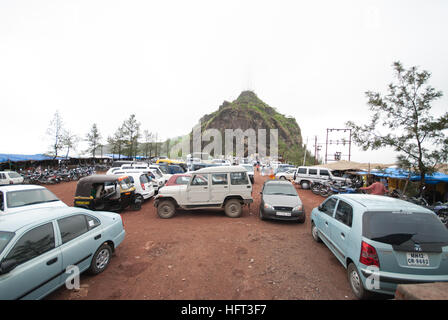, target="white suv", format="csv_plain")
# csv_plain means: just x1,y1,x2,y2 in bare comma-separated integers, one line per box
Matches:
0,171,24,185
293,166,347,189
154,166,253,219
